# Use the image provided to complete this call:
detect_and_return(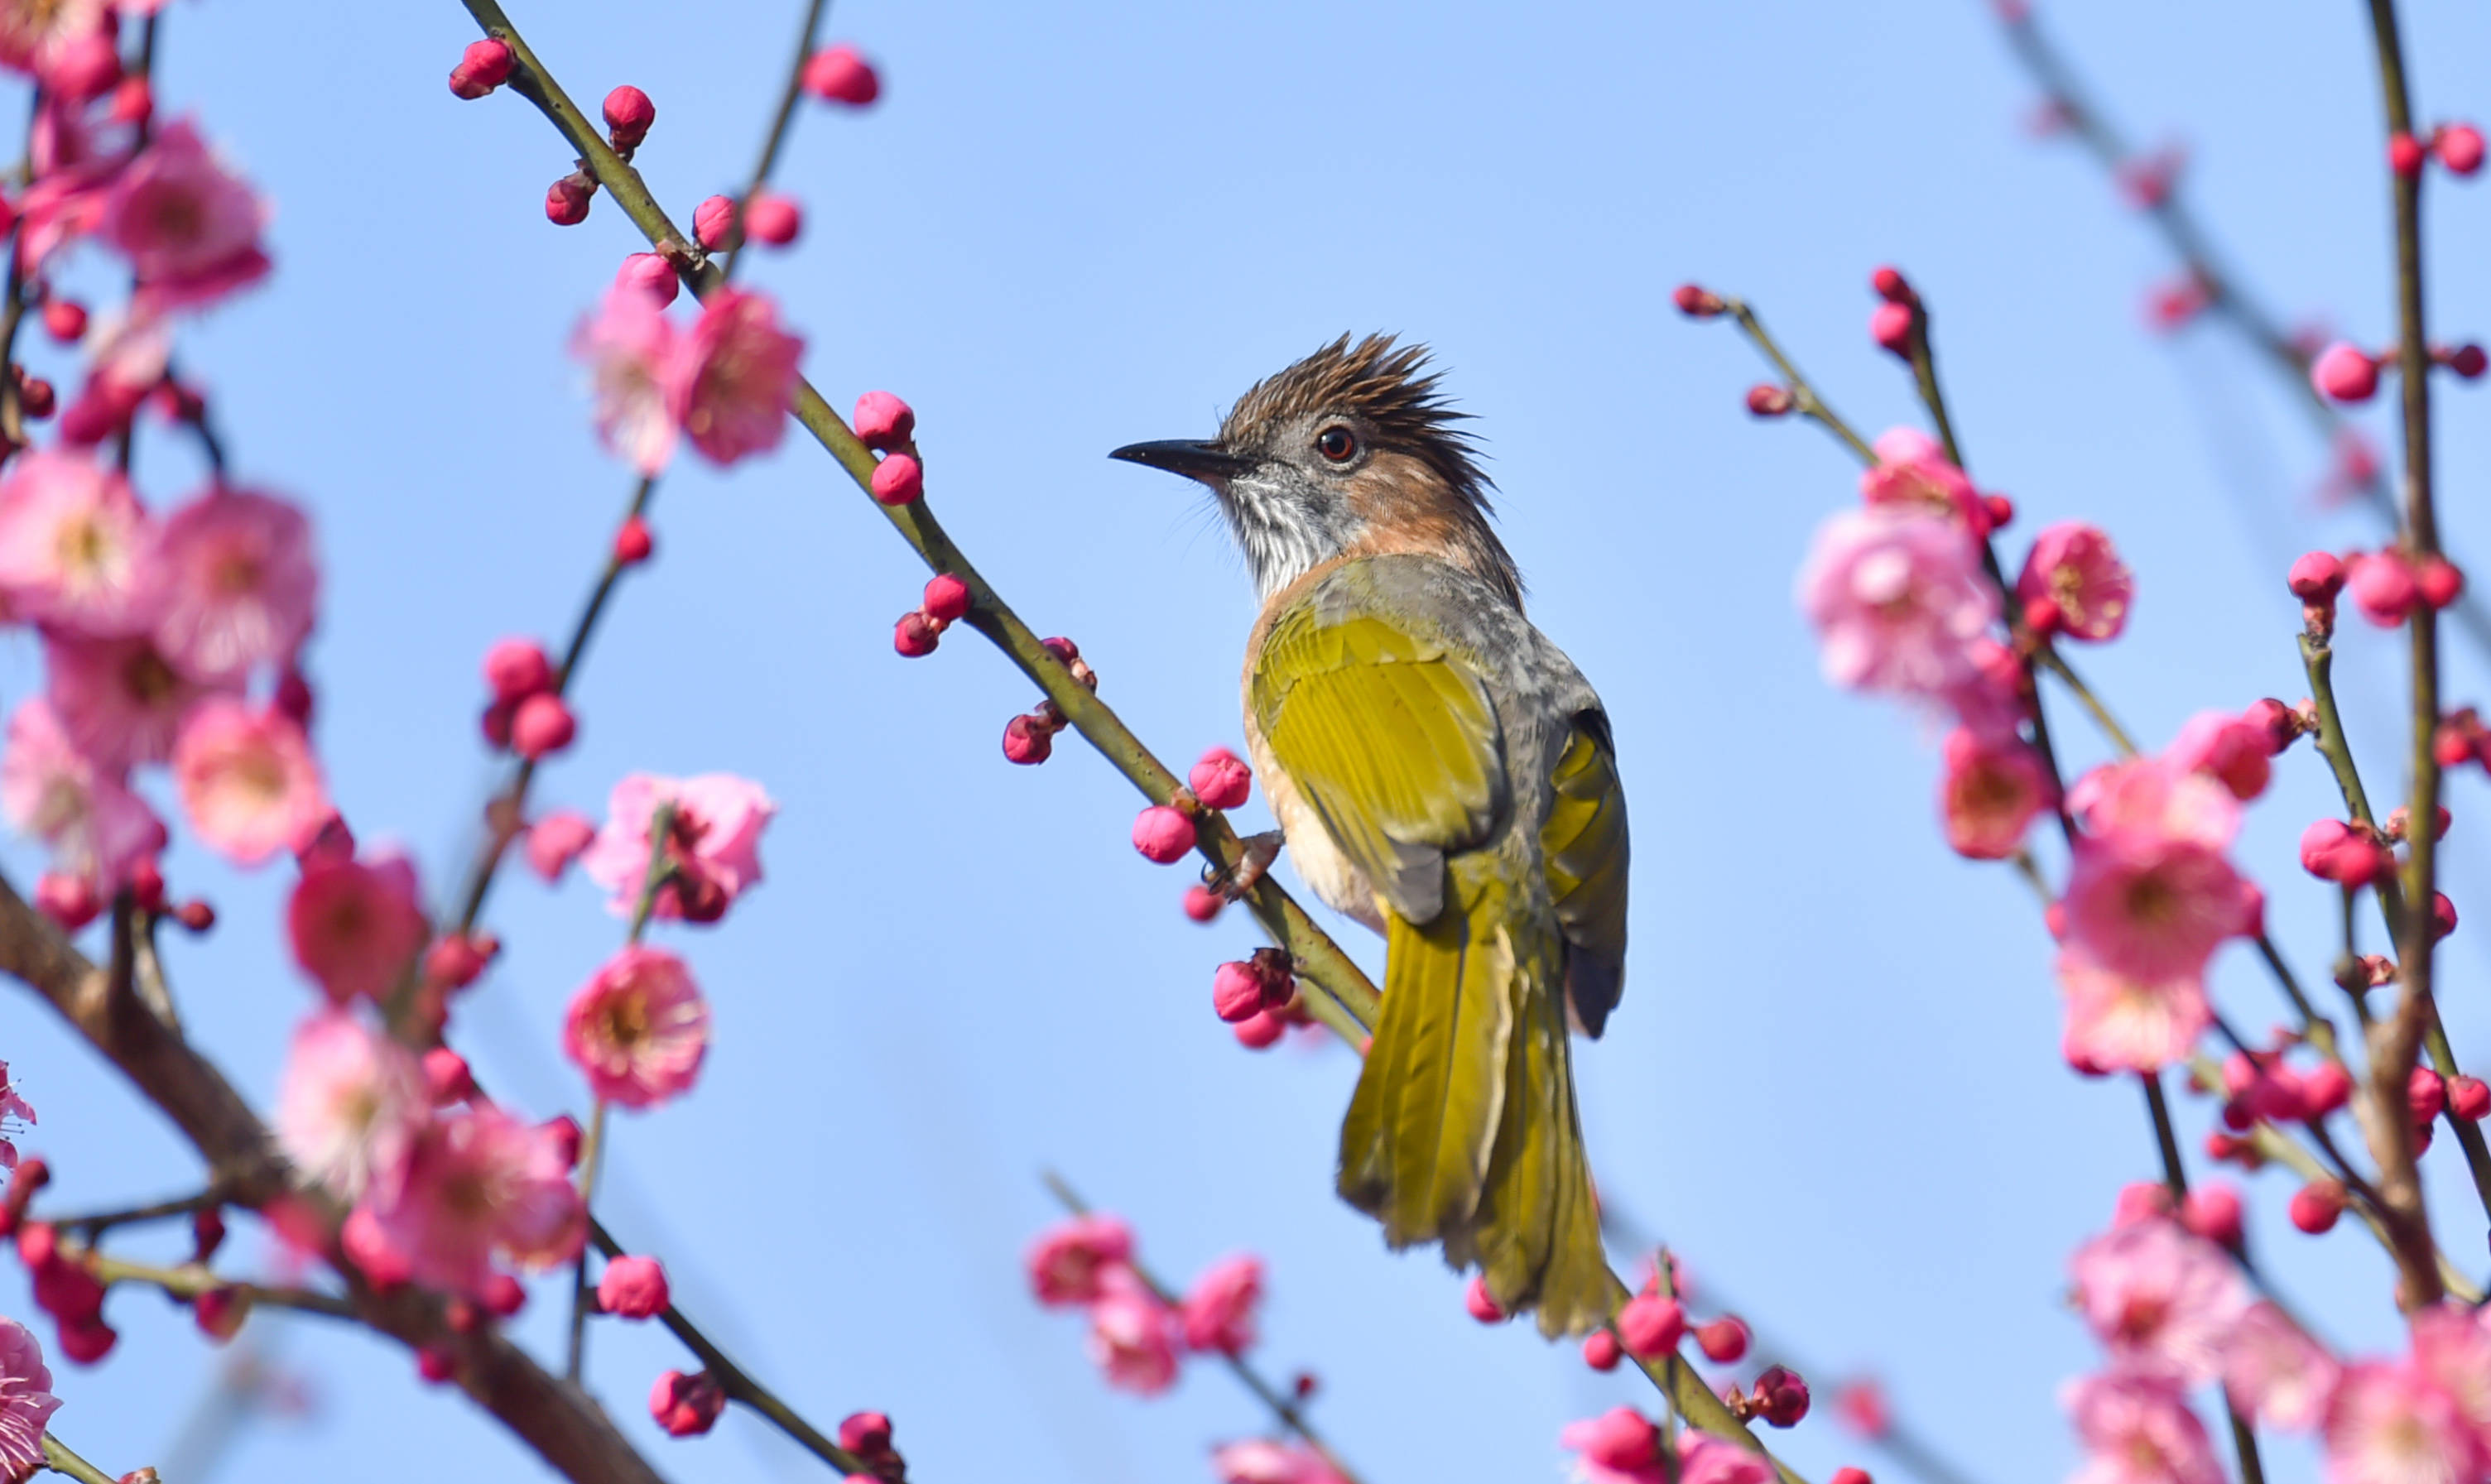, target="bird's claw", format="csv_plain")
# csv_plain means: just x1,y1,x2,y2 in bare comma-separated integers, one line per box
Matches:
1217,830,1286,900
